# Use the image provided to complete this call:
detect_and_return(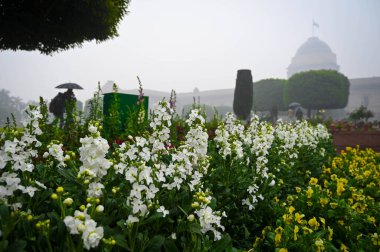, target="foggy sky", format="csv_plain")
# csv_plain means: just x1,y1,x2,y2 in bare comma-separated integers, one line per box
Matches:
0,0,379,103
